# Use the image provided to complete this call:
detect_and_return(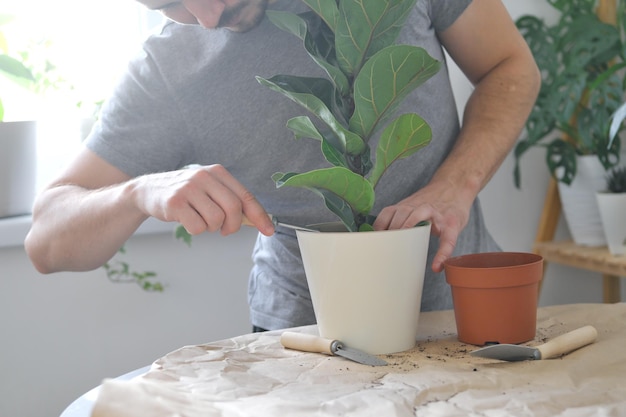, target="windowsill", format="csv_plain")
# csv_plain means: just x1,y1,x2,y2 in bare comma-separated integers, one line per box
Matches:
0,215,175,249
